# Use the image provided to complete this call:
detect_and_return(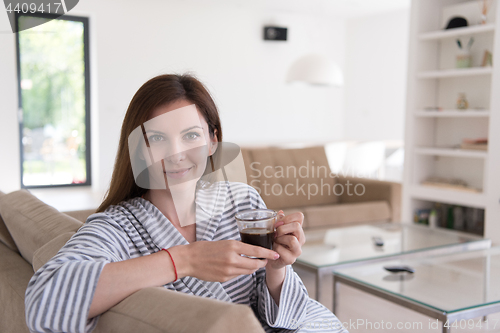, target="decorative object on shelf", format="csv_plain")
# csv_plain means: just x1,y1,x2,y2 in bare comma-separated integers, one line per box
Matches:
481,50,493,66
414,208,431,225
456,49,472,68
435,203,444,228
286,54,344,86
456,93,469,109
465,207,485,234
424,107,443,112
479,0,493,24
456,37,474,68
447,205,455,229
445,16,468,29
460,138,488,150
414,202,484,235
453,206,465,230
421,176,481,193
442,0,497,27
429,209,438,228
430,202,484,234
